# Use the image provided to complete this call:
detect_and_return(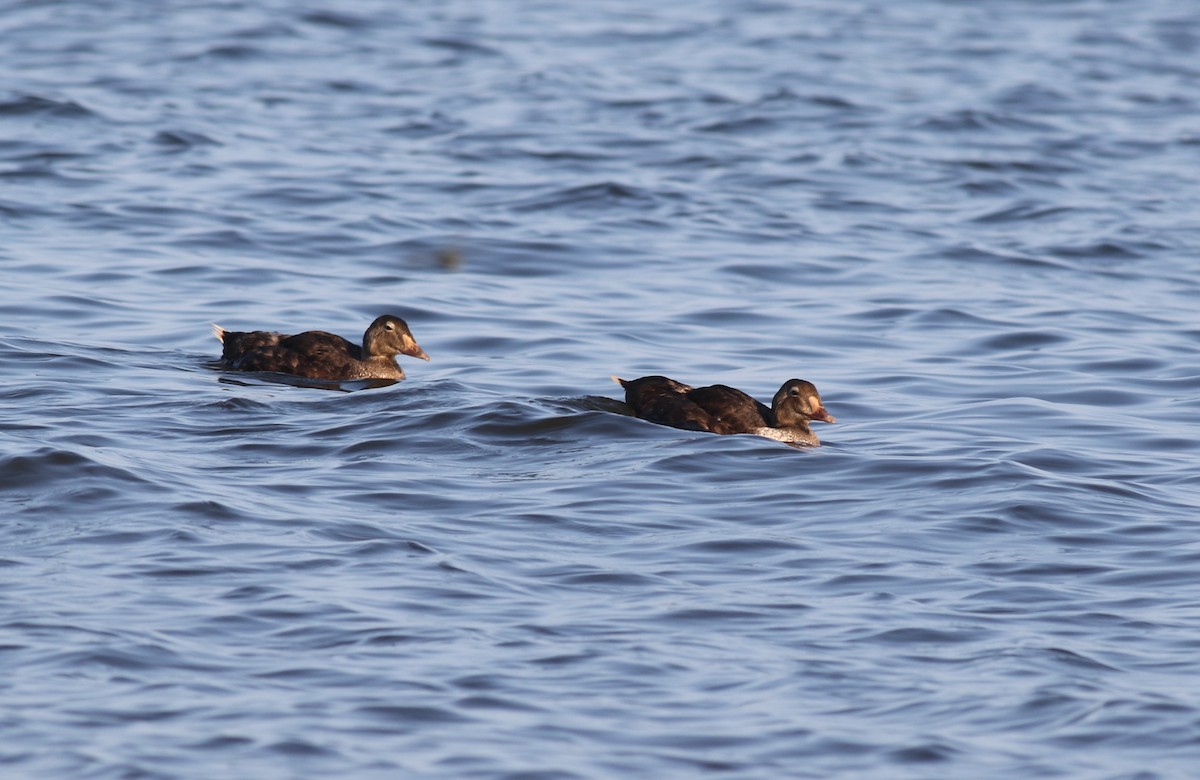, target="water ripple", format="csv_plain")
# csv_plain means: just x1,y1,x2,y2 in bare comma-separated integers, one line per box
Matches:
5,1,1200,778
